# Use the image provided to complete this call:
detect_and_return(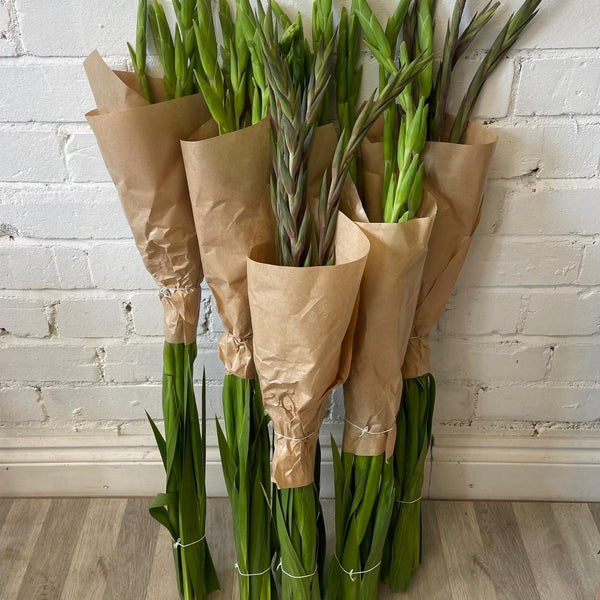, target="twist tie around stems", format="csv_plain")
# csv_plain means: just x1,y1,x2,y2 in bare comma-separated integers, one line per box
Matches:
173,535,205,549
395,496,422,504
234,563,271,577
277,559,317,580
334,555,381,582
158,285,200,299
345,419,396,438
274,430,318,442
